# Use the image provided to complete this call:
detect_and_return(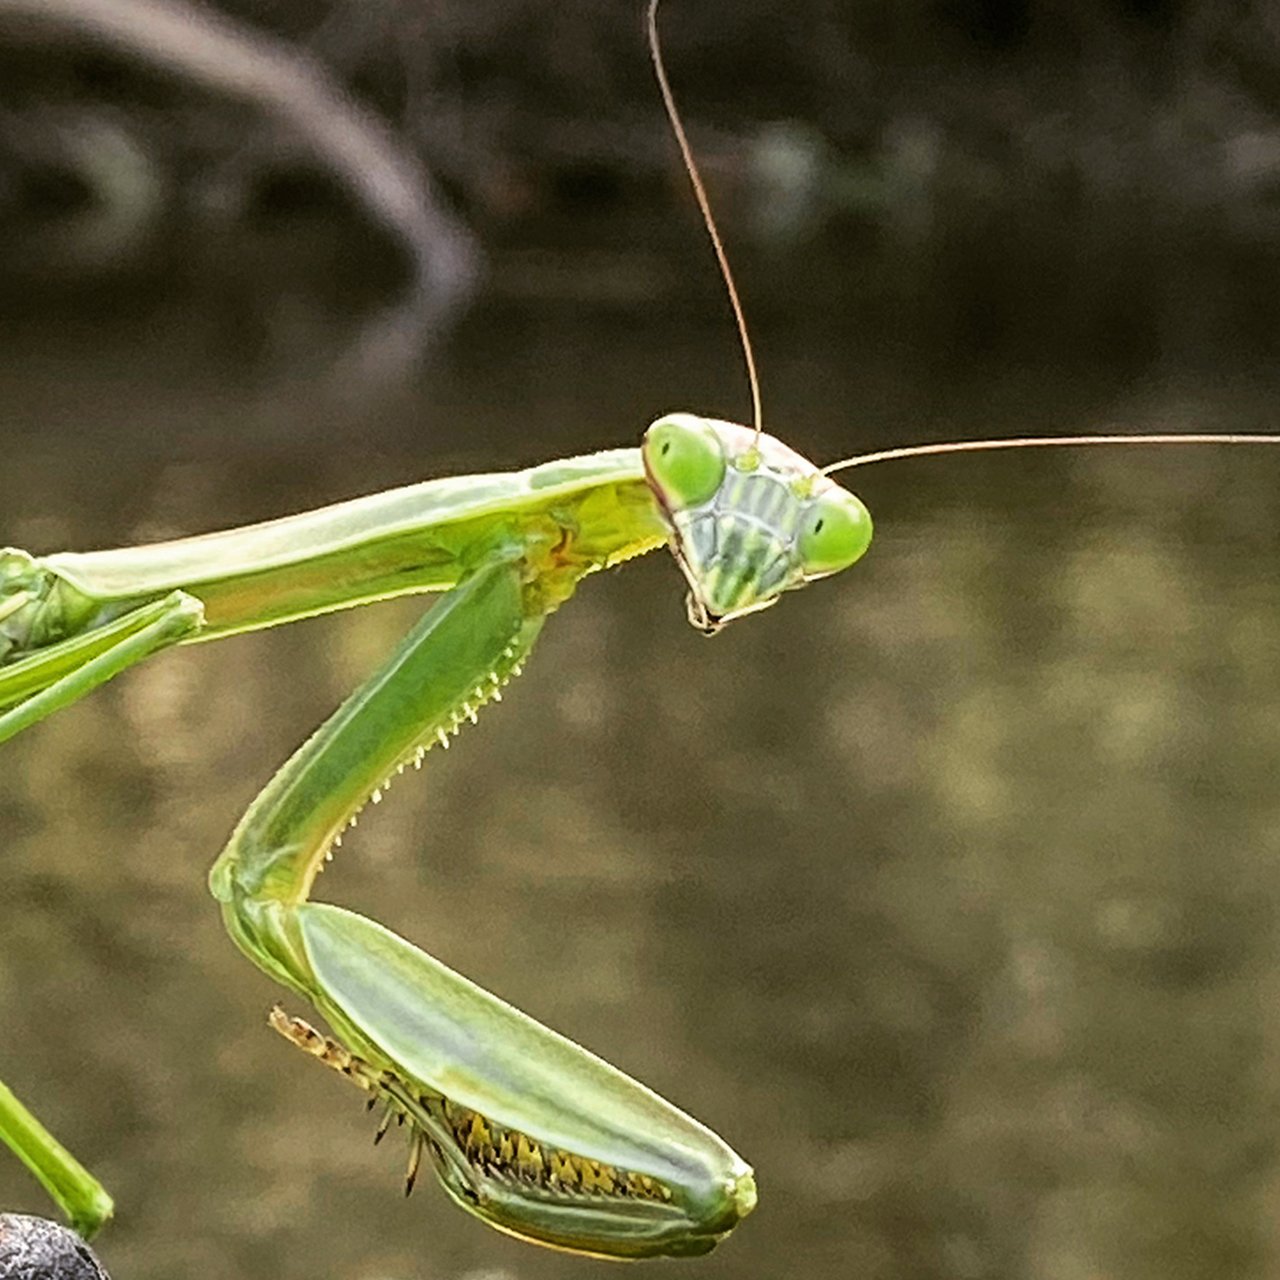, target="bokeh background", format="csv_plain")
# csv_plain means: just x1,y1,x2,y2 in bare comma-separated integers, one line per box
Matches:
4,2,1280,1278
